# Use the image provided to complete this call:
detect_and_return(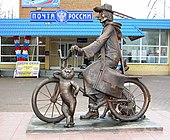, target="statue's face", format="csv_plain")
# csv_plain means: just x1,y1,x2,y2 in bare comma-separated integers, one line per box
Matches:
61,67,74,79
96,11,108,23
96,10,113,24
